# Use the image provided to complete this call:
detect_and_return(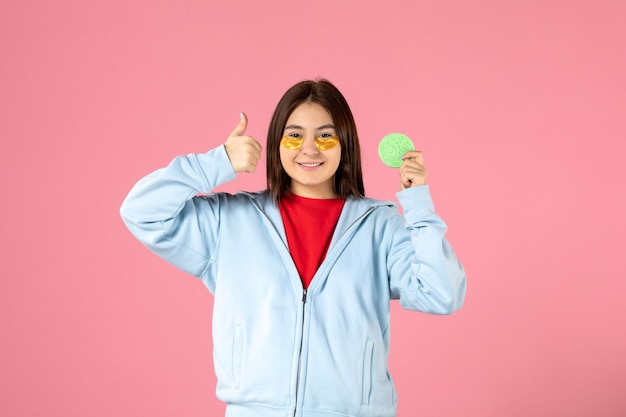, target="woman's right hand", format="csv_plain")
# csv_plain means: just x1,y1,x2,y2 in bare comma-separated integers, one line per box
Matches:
224,112,262,173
